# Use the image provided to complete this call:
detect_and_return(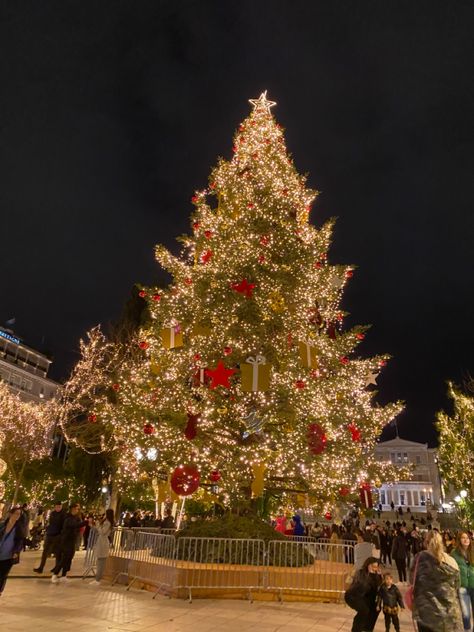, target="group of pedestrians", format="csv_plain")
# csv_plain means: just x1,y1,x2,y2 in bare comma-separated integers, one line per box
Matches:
345,528,474,632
